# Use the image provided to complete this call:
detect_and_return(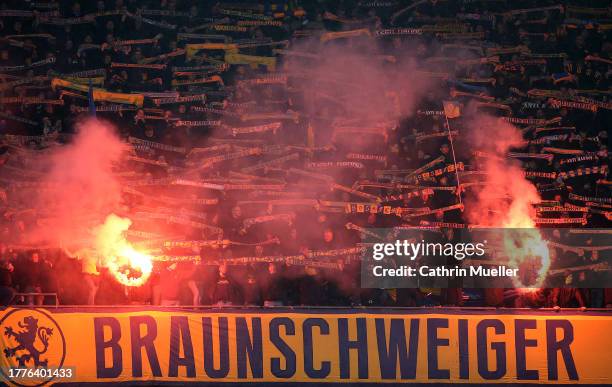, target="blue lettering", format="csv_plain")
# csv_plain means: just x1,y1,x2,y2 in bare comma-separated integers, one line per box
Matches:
303,318,331,378
476,319,506,380
202,317,230,378
94,317,122,378
168,316,195,377
546,320,578,380
427,318,450,379
515,319,538,380
375,318,419,379
269,318,296,378
236,317,263,378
